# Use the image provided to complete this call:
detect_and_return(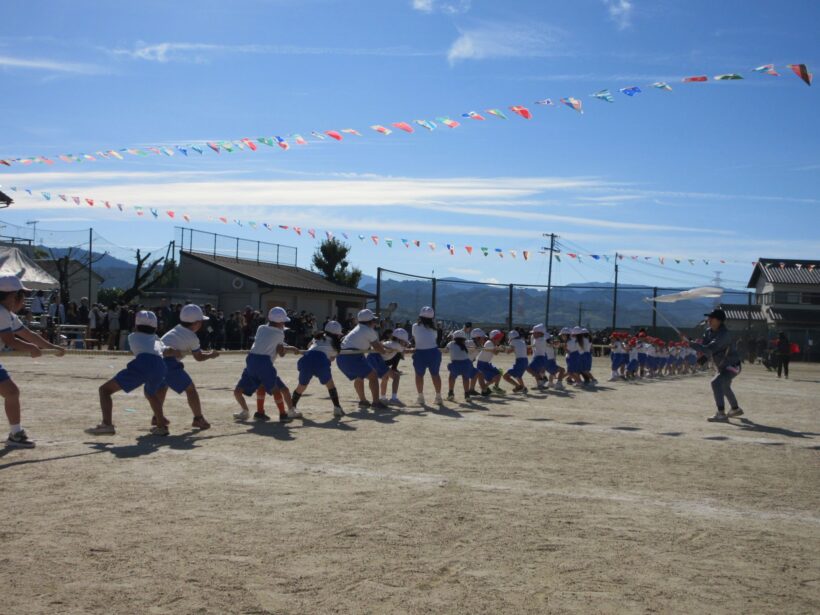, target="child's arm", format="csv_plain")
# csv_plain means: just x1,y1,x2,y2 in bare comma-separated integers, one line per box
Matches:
14,327,65,356
162,347,183,359
1,330,43,357
192,349,219,361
